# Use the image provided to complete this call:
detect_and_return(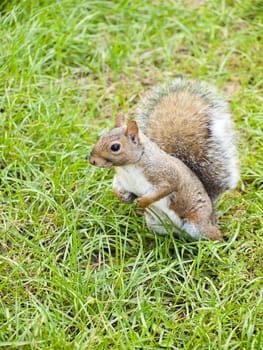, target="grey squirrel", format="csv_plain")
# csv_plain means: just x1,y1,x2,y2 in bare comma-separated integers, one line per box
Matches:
89,78,239,240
